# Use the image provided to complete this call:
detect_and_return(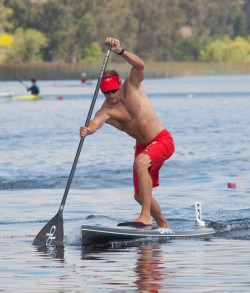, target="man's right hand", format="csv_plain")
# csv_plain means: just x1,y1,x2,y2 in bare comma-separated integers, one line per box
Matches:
80,126,90,137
